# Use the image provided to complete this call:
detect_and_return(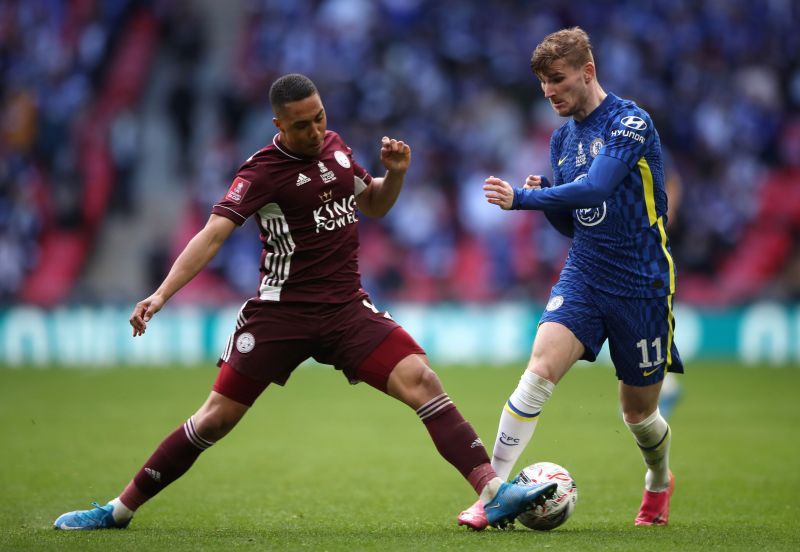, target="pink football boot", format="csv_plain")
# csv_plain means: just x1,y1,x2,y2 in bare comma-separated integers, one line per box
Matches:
457,499,488,531
635,471,675,526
